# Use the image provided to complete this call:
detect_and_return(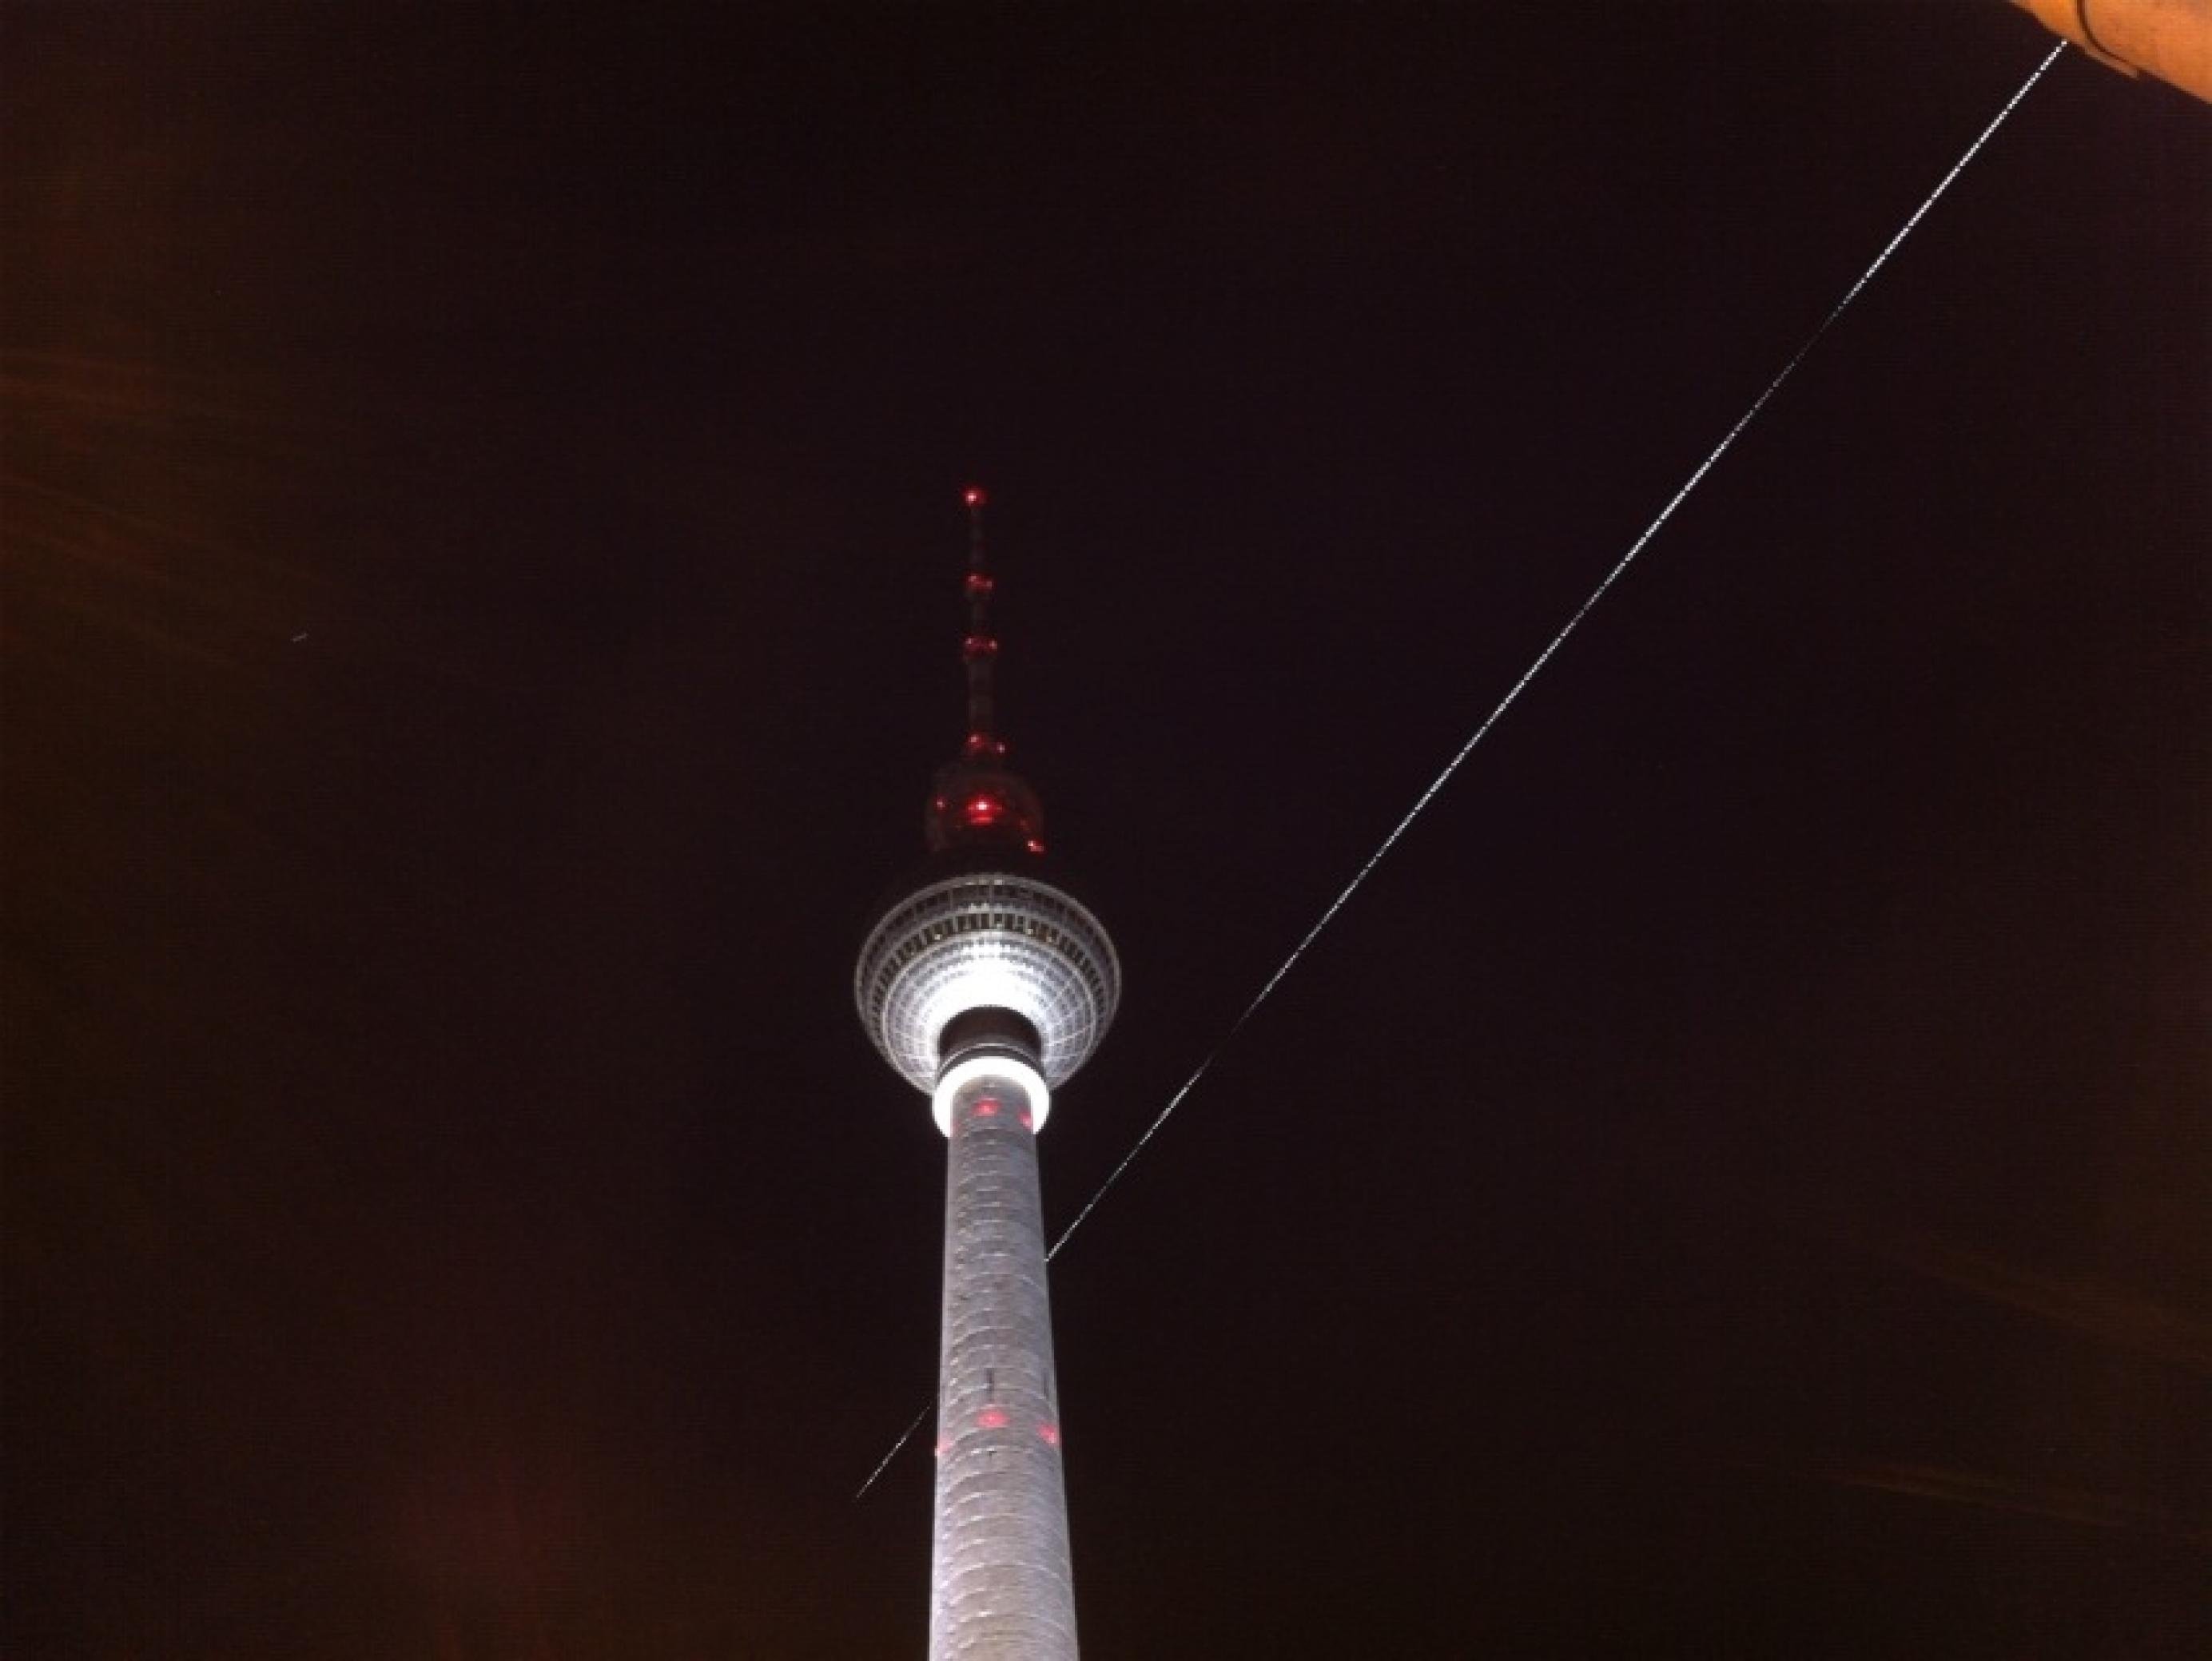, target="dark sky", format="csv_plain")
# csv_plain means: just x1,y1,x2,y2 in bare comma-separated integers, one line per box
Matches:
6,5,2207,1656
